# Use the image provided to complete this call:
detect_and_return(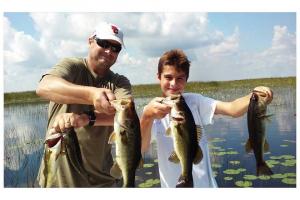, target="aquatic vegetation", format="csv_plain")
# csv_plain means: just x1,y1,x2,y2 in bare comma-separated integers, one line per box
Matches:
138,178,160,188
235,180,252,187
283,140,296,144
143,163,155,168
281,178,296,185
280,144,289,148
258,175,271,180
212,164,222,168
145,172,153,175
243,175,257,180
209,137,226,143
153,159,158,163
280,159,296,167
211,150,238,156
237,168,246,172
229,161,240,165
223,169,241,175
271,174,287,179
285,173,296,177
224,177,233,181
280,155,295,159
269,156,282,160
